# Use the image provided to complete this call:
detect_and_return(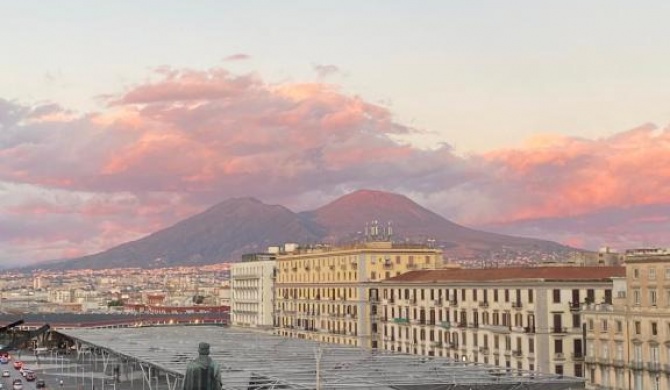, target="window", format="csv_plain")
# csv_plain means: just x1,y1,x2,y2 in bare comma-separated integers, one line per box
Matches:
494,289,499,302
504,289,509,302
601,319,608,332
633,290,641,305
633,268,639,278
588,319,594,331
529,338,534,353
649,267,657,280
553,289,561,303
616,343,623,359
651,346,659,362
572,314,580,329
650,290,657,306
554,339,563,354
652,322,658,336
616,320,622,333
555,365,563,376
634,321,641,335
528,289,534,303
665,267,670,279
